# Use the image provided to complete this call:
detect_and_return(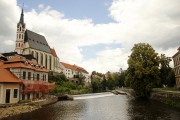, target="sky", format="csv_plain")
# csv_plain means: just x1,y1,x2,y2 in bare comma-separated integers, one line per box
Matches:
0,0,179,73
